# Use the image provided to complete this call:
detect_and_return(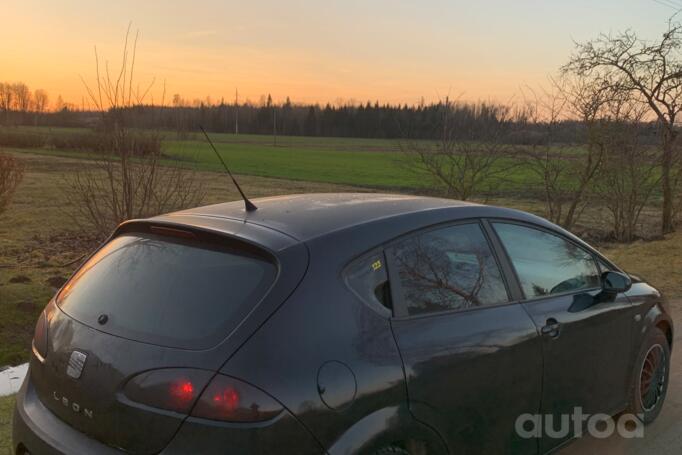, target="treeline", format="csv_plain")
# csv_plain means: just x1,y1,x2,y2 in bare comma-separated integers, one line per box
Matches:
0,82,49,113
0,80,94,127
122,97,530,140
1,93,662,145
0,79,664,144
